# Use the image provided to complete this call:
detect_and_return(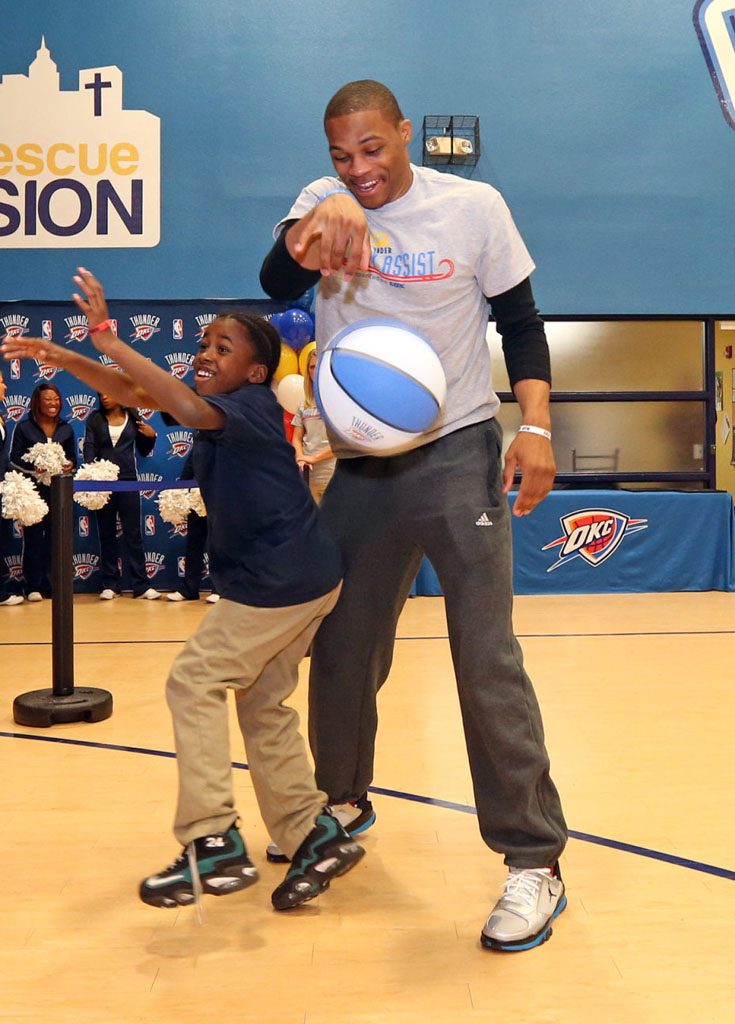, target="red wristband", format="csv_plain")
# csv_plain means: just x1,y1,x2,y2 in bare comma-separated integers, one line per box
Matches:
87,319,114,335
